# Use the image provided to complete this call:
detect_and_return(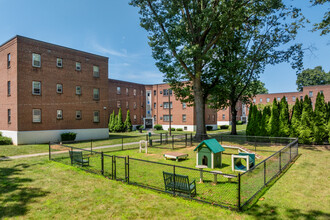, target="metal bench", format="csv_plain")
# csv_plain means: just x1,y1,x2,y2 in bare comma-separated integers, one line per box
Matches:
69,151,89,167
163,171,196,197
